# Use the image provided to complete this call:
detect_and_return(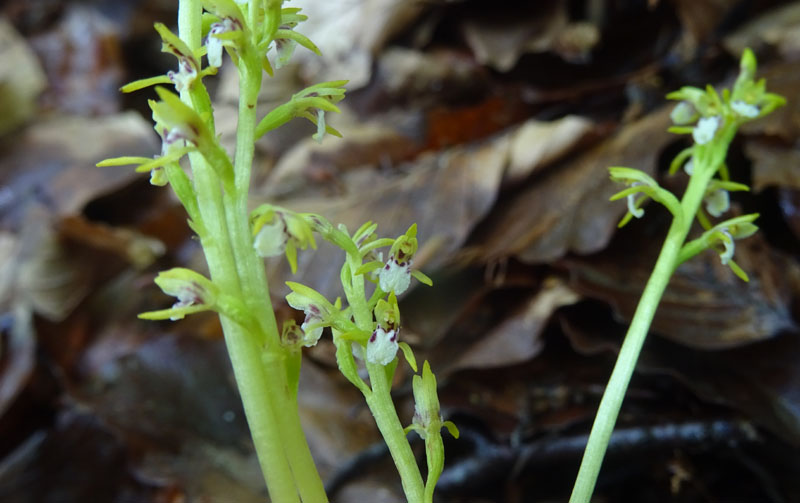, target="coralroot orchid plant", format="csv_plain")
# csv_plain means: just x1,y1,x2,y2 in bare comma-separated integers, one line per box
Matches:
99,1,457,502
569,49,785,502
